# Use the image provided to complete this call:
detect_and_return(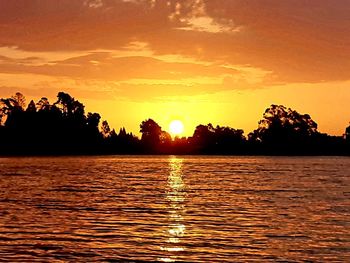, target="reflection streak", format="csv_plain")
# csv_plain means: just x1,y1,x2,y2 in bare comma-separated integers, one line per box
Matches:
160,157,186,262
